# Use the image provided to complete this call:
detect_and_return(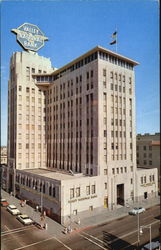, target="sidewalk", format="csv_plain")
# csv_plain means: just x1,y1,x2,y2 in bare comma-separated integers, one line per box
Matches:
1,189,64,237
73,196,160,230
1,189,159,238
